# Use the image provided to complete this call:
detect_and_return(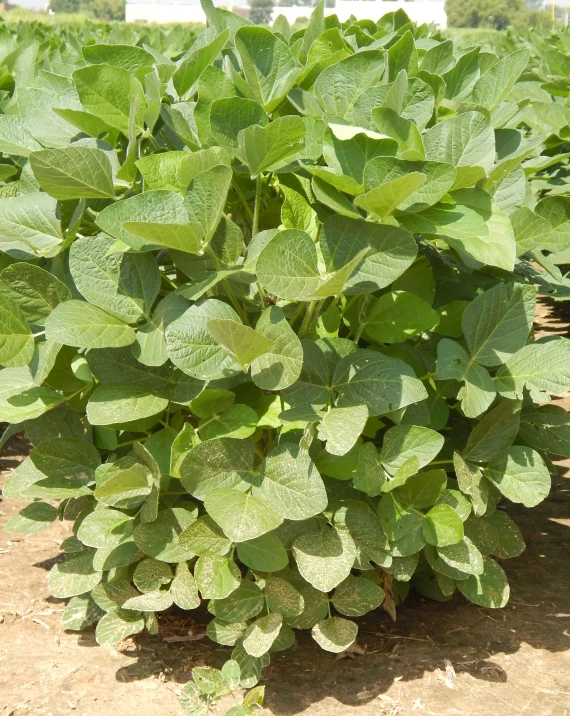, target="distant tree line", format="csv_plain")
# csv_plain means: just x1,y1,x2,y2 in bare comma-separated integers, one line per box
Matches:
49,0,125,21
445,0,554,30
